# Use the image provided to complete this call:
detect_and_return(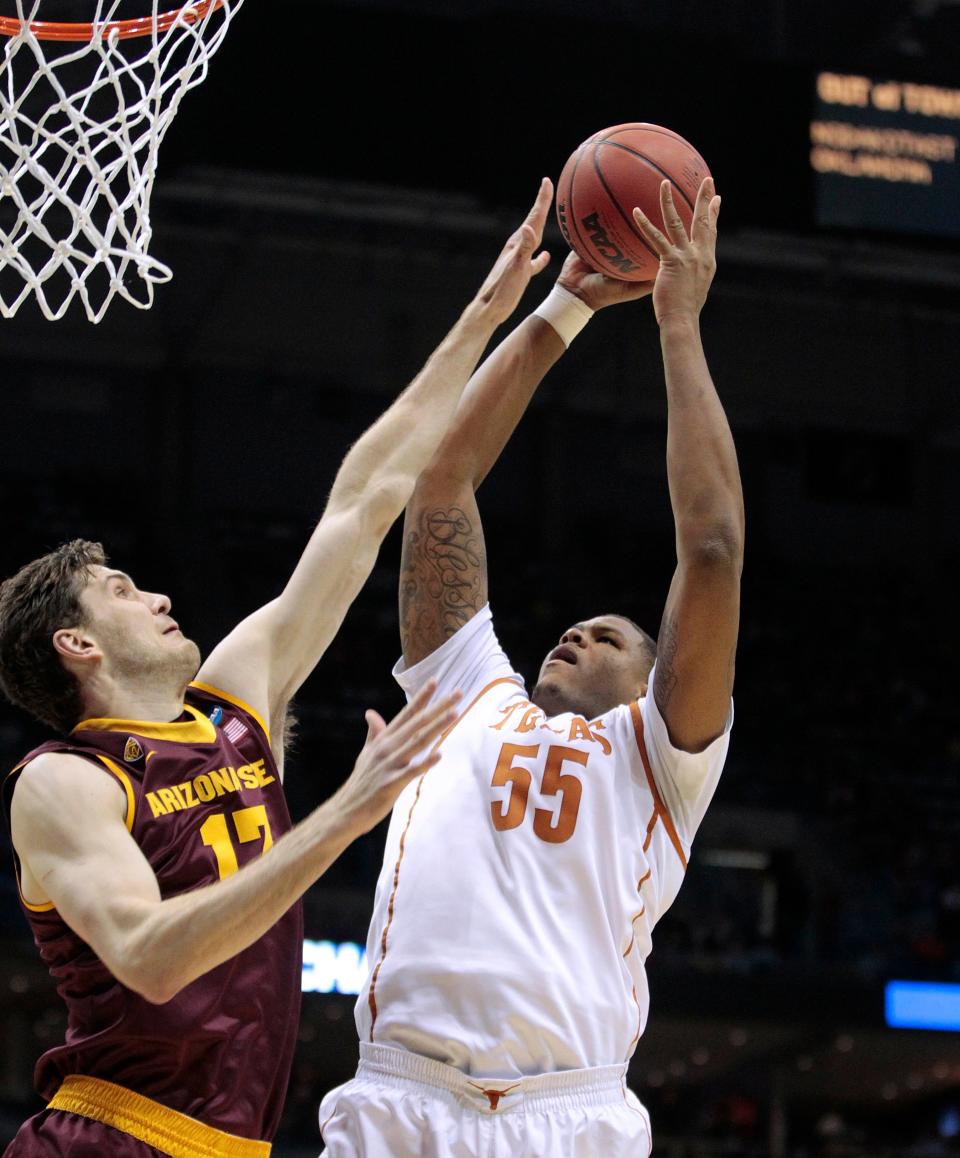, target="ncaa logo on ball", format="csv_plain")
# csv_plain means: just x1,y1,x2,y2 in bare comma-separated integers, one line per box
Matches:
580,211,642,277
